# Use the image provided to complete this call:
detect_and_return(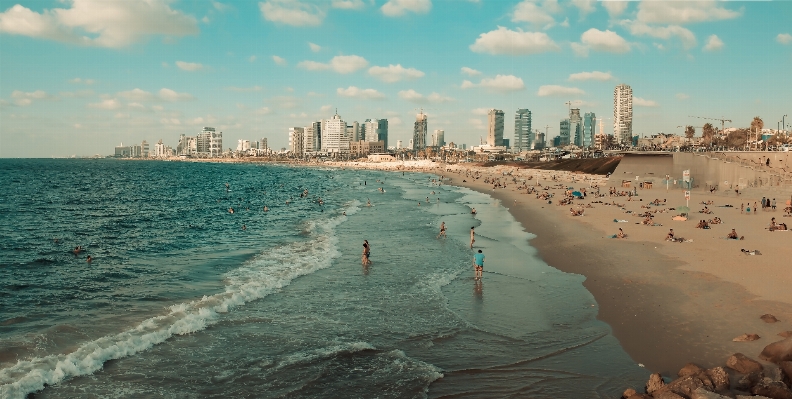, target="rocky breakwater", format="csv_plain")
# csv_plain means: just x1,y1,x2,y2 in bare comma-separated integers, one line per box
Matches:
621,336,792,399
